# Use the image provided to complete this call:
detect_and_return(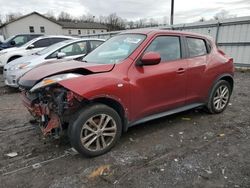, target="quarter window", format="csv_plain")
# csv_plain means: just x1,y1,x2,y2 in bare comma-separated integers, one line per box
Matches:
186,37,207,57
145,36,181,61
29,26,34,33
90,40,103,51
